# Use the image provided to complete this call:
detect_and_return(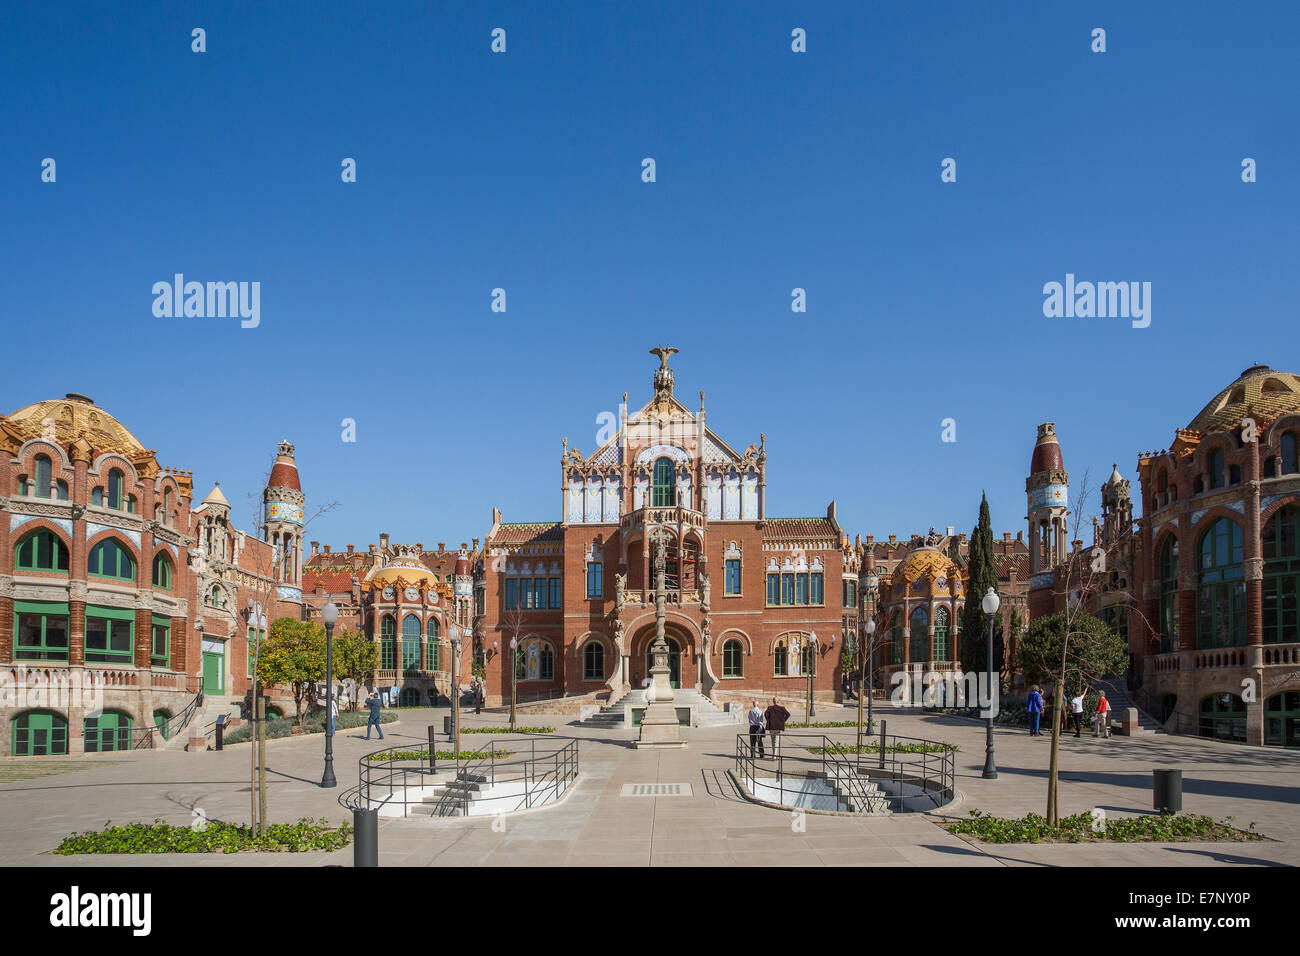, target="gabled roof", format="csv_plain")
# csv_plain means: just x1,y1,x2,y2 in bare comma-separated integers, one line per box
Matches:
493,522,564,545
